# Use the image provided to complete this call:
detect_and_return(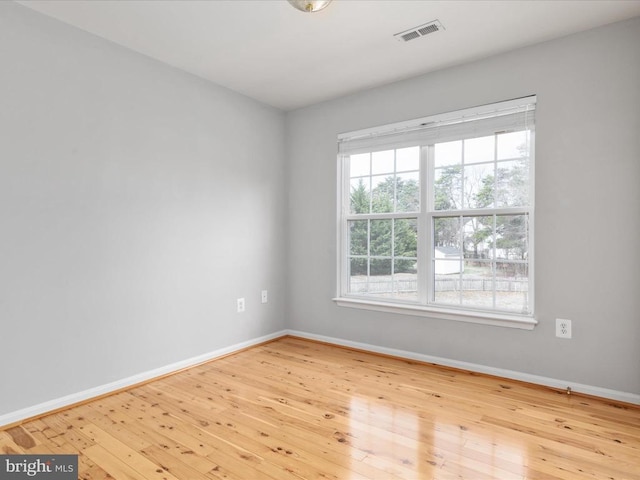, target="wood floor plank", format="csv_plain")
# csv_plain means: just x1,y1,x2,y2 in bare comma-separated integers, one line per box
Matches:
3,336,639,479
137,444,214,480
82,444,152,480
87,398,220,476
